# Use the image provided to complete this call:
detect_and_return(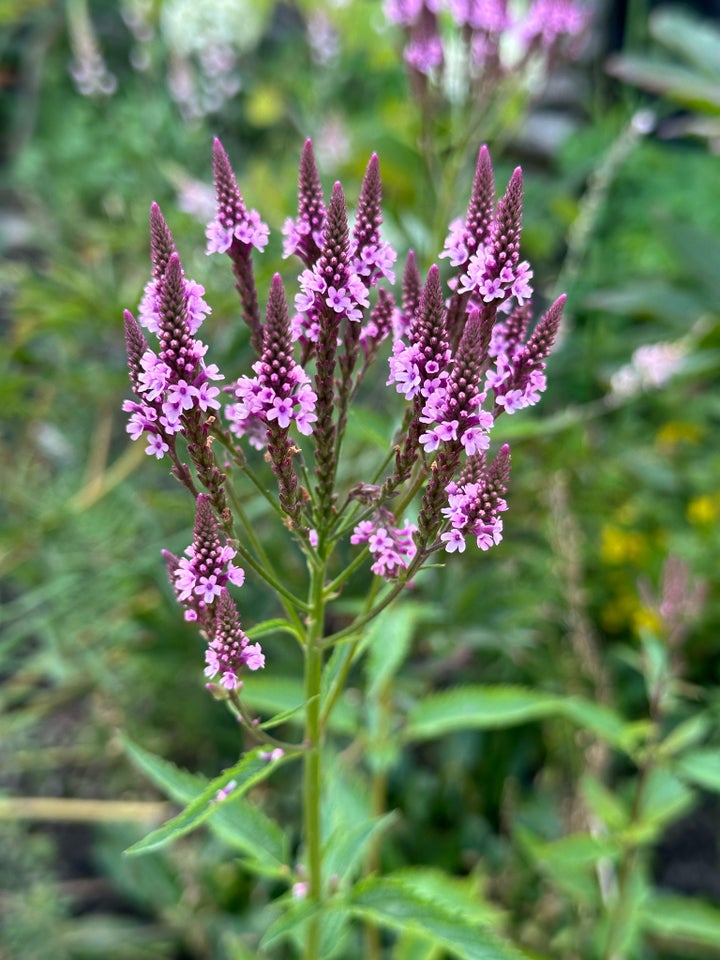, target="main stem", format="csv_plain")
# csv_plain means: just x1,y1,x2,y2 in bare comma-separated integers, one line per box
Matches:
303,556,326,958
